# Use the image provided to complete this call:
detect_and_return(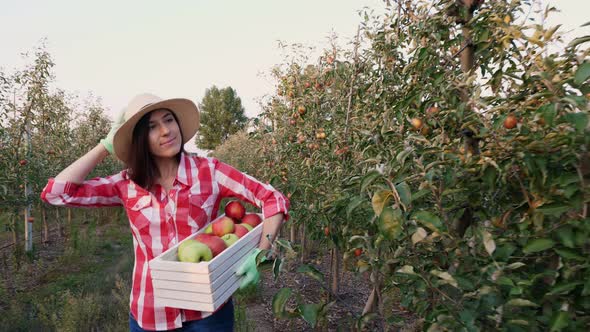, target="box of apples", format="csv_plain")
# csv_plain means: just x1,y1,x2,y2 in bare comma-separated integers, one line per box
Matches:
149,200,263,312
